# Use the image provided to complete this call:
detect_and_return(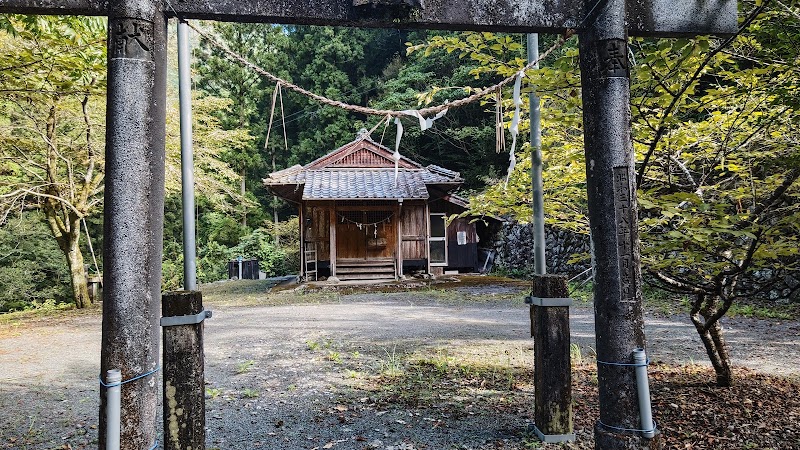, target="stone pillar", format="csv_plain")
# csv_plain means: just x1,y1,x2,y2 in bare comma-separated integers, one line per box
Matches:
99,0,167,448
577,0,658,447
